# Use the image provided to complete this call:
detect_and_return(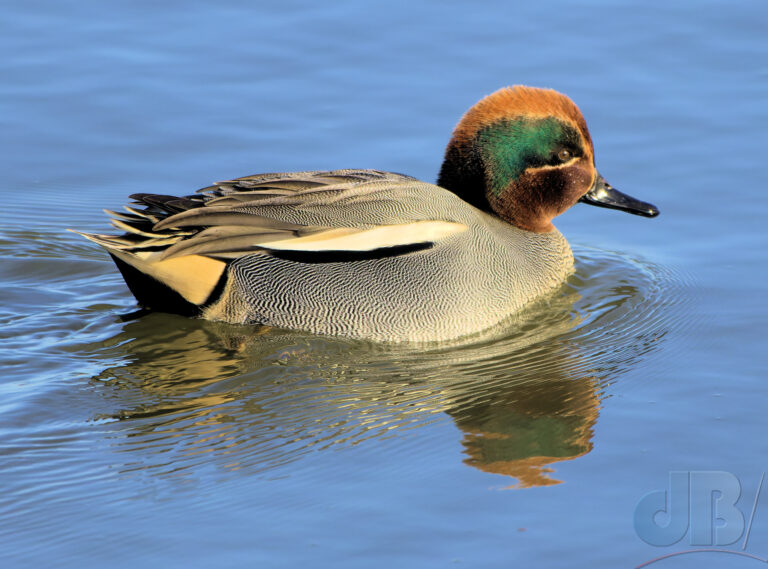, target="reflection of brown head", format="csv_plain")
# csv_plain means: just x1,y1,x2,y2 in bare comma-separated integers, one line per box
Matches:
453,378,600,488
